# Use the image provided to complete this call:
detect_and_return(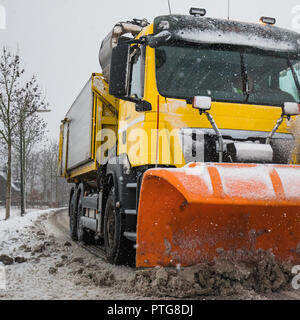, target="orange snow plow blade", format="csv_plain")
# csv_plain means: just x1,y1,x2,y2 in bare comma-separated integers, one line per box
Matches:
136,163,300,267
